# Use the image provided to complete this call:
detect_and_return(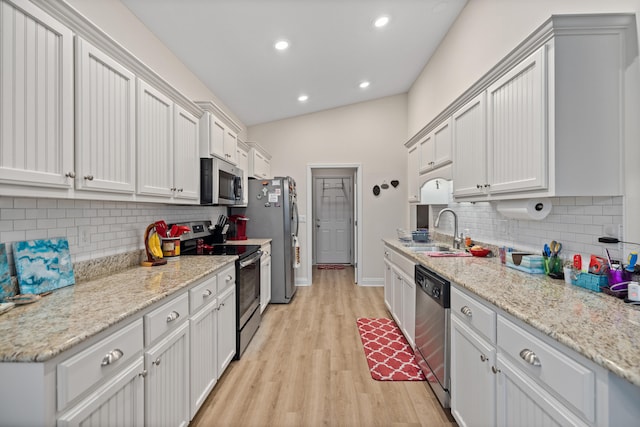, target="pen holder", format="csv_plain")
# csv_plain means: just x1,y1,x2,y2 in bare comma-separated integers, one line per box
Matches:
543,256,563,275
